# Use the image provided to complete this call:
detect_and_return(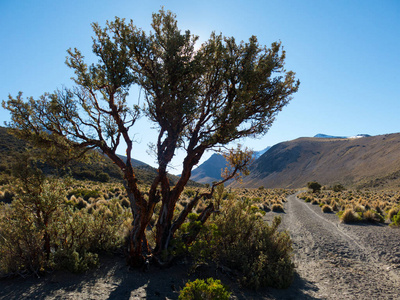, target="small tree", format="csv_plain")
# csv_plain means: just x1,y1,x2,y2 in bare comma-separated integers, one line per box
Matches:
3,9,299,266
332,183,345,192
307,181,322,193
